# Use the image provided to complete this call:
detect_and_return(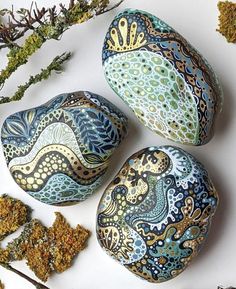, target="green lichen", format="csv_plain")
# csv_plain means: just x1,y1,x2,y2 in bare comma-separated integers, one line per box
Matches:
1,52,72,104
0,0,124,104
0,33,44,83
